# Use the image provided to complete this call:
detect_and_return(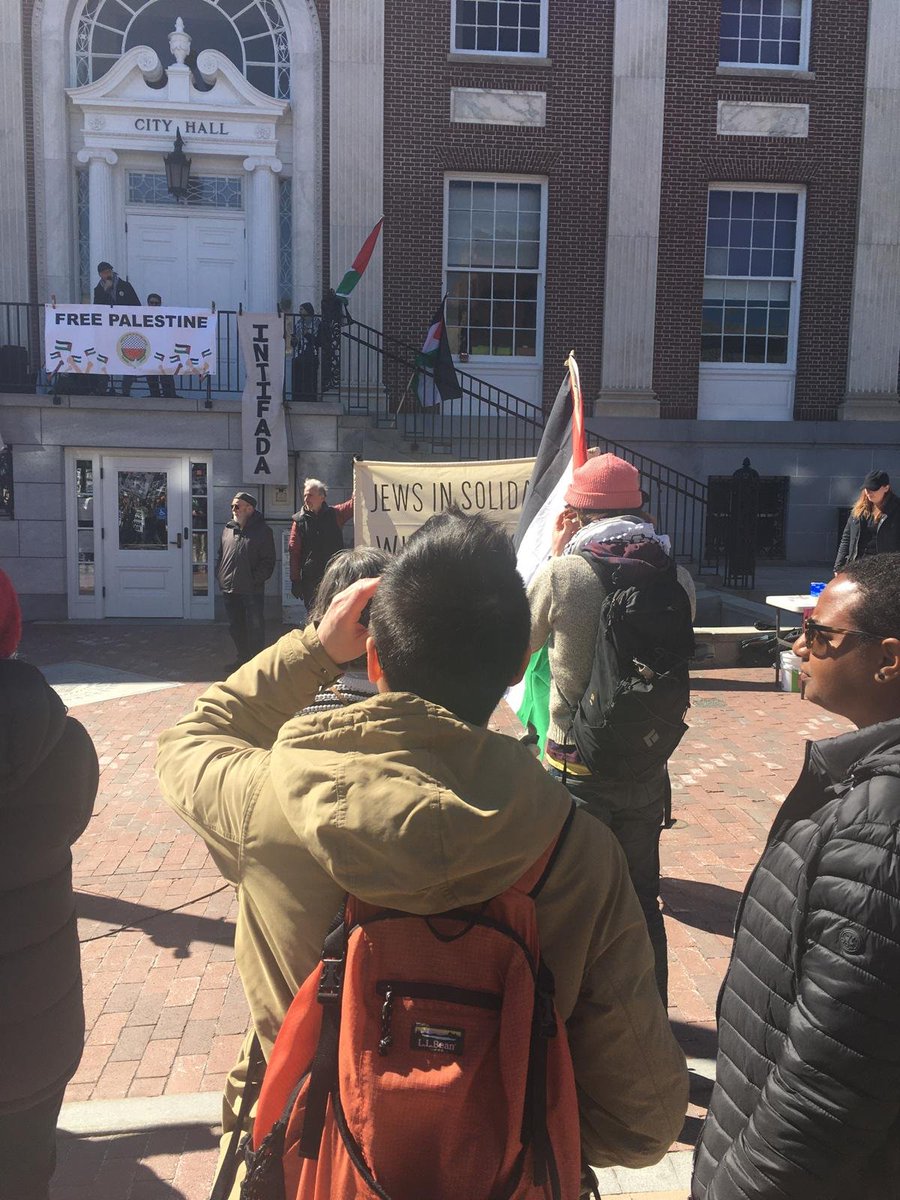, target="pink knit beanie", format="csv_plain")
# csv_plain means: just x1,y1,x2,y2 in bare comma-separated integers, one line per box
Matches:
0,569,22,659
564,453,643,511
